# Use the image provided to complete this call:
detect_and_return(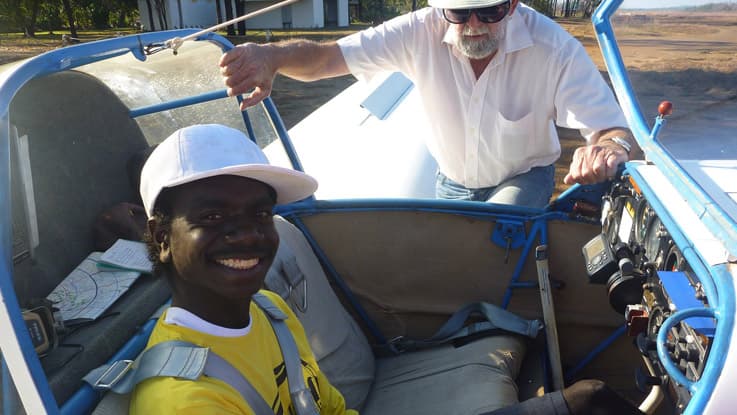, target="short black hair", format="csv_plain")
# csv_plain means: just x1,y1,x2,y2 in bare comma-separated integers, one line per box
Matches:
143,188,174,278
